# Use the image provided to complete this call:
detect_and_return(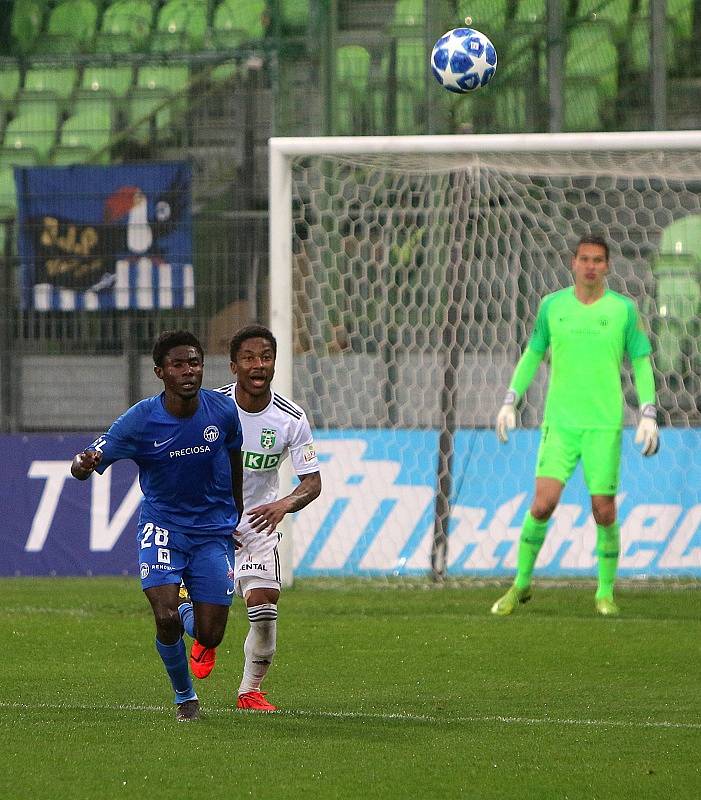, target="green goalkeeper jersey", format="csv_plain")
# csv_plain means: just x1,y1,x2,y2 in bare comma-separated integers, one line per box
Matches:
528,287,652,430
